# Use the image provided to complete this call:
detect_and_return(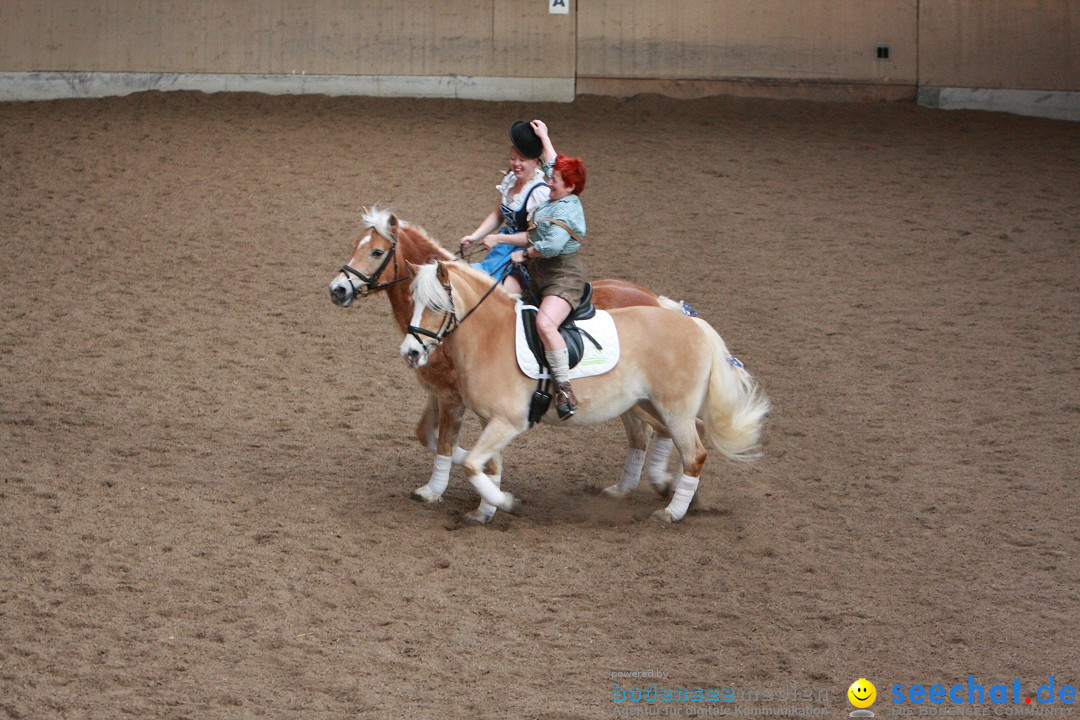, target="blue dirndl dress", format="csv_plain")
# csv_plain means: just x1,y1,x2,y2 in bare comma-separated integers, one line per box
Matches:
473,181,548,278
